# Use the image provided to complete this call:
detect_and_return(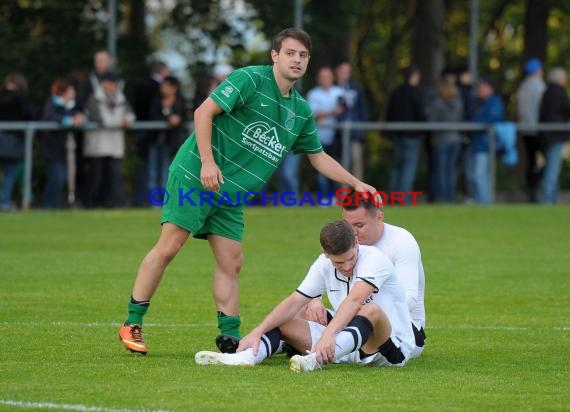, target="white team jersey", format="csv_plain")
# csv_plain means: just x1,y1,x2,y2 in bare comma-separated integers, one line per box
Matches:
373,223,426,330
296,245,416,357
